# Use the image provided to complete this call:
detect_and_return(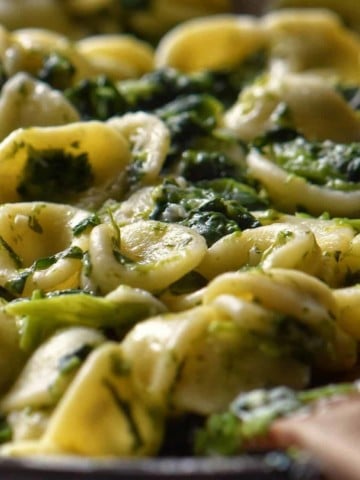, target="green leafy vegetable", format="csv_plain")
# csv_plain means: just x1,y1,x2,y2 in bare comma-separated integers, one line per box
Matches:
17,147,94,201
38,52,76,90
262,136,360,190
5,288,164,351
150,178,260,246
72,213,101,236
65,76,128,120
